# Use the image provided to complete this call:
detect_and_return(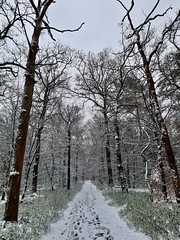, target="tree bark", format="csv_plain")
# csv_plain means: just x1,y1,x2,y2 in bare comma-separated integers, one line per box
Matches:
21,157,34,200
62,156,66,188
126,157,131,189
104,112,113,186
44,156,54,192
32,129,41,193
159,160,168,200
32,93,48,193
99,147,105,184
74,149,80,183
67,128,71,190
114,110,127,191
155,130,168,201
132,156,136,189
